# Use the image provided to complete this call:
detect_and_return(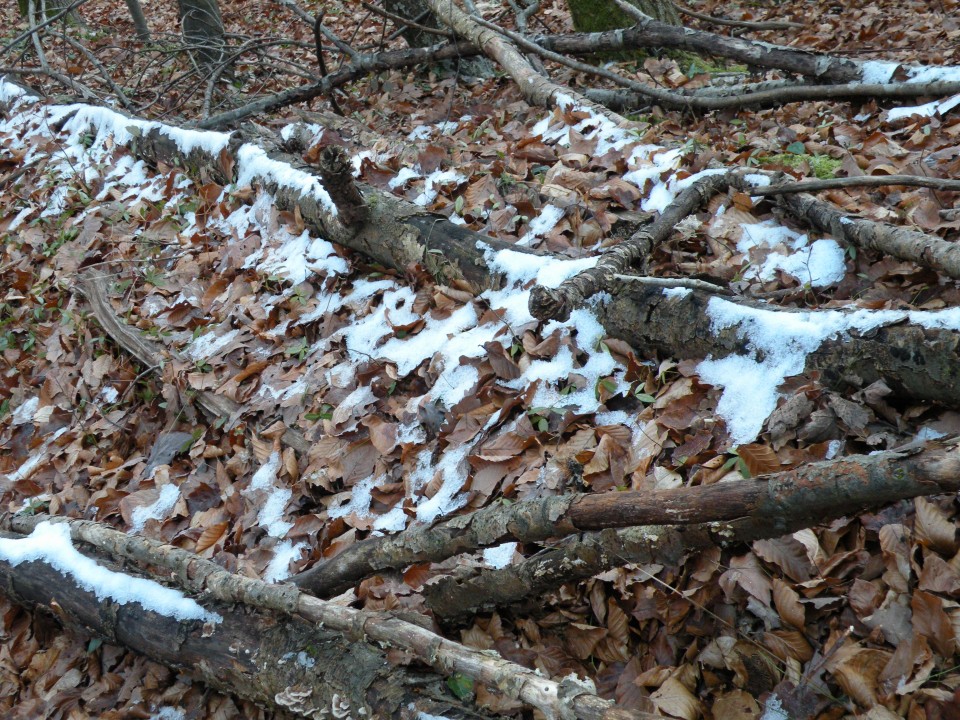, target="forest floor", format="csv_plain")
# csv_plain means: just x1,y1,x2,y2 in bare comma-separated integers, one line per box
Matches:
2,0,960,718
